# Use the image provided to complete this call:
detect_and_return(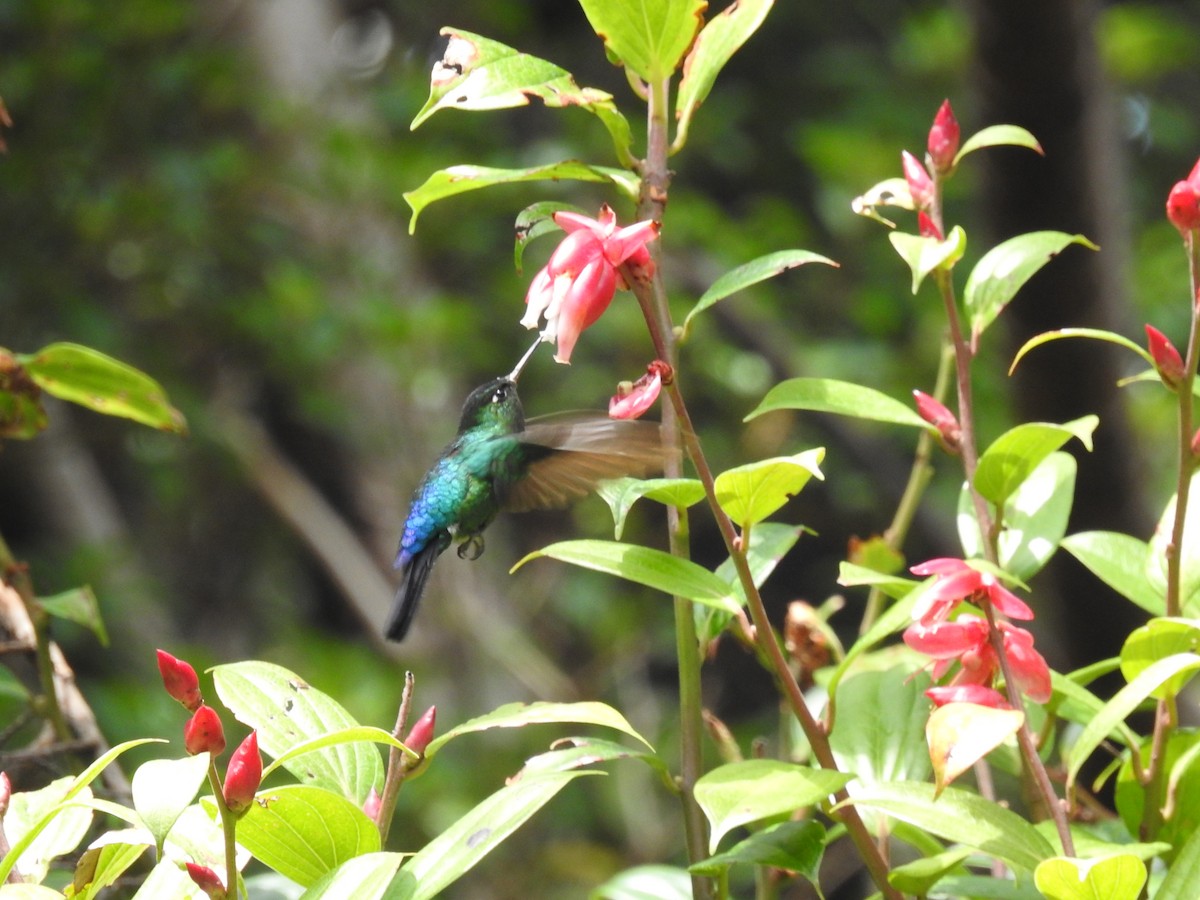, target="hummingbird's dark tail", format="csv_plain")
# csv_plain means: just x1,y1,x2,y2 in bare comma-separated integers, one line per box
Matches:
386,534,449,641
